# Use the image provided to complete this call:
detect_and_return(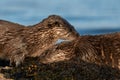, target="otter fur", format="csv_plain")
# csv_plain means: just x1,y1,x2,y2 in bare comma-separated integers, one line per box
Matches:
0,15,79,66
39,32,120,69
